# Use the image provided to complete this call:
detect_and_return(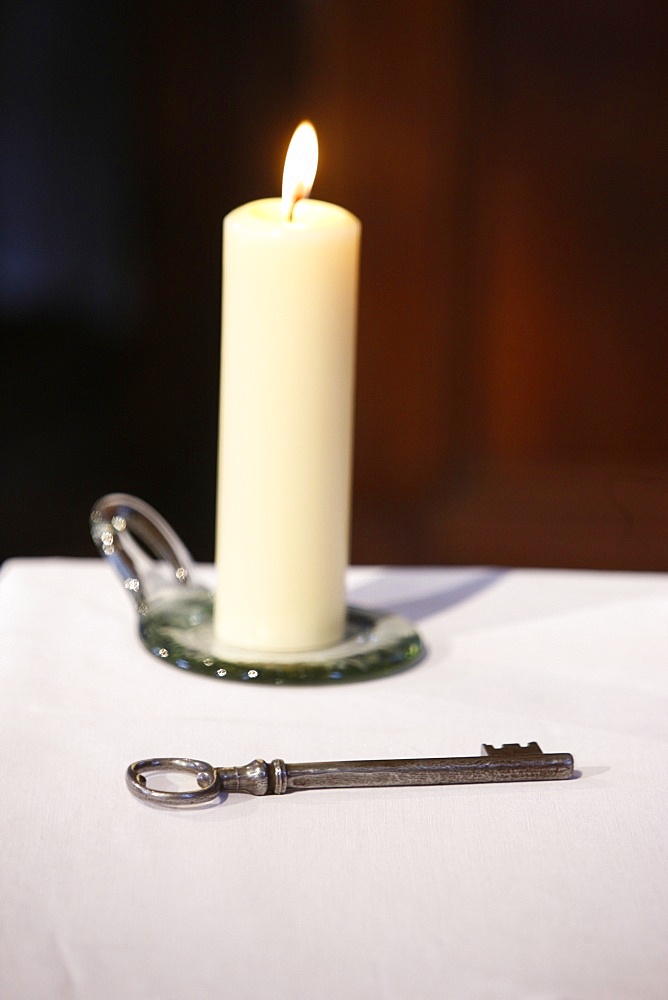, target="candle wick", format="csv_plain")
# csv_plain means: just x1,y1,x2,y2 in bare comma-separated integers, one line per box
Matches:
286,182,307,222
